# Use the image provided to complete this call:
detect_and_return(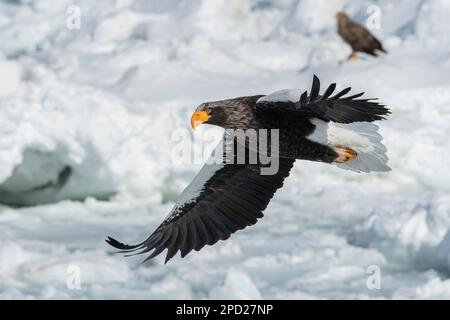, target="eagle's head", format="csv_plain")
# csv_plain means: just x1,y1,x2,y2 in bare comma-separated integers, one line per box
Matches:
336,12,350,24
190,96,262,130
